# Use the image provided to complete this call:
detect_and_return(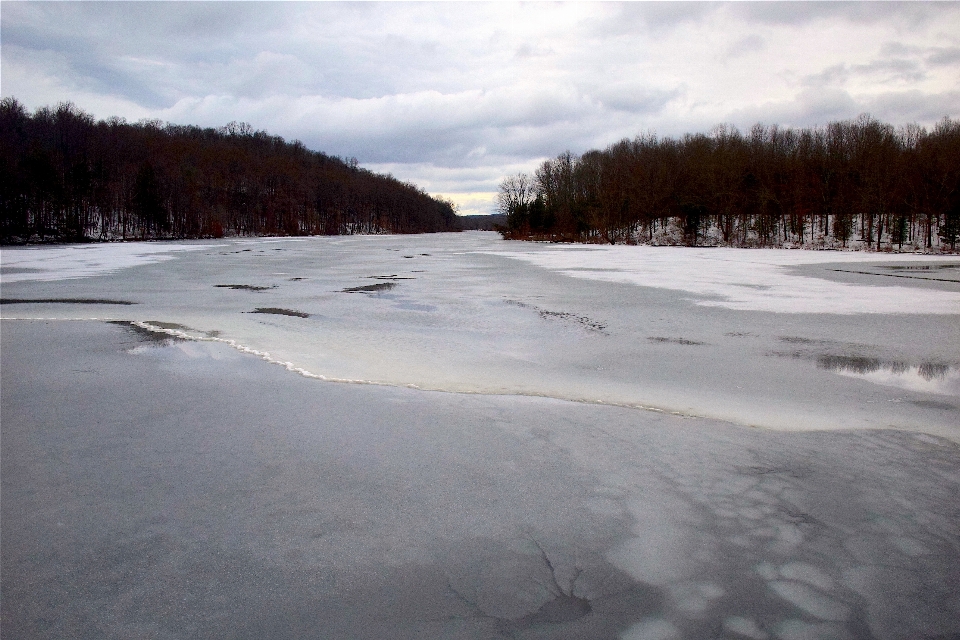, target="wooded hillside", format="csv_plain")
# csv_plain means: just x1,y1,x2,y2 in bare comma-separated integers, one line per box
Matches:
0,99,458,243
498,115,960,251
